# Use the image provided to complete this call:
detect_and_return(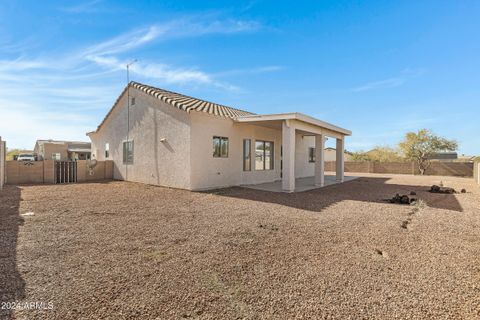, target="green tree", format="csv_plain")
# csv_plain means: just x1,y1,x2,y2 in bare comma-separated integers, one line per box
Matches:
398,129,458,175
